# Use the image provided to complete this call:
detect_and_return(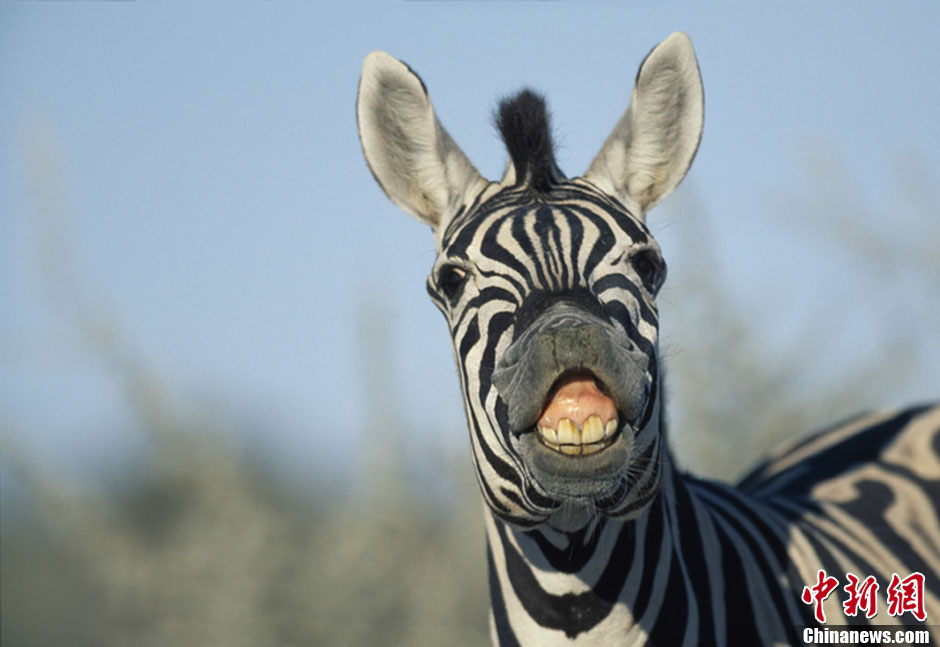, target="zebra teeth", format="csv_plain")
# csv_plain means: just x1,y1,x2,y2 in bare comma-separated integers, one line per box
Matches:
537,415,620,455
539,425,559,445
605,418,618,439
556,418,579,445
581,415,604,444
580,441,608,456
